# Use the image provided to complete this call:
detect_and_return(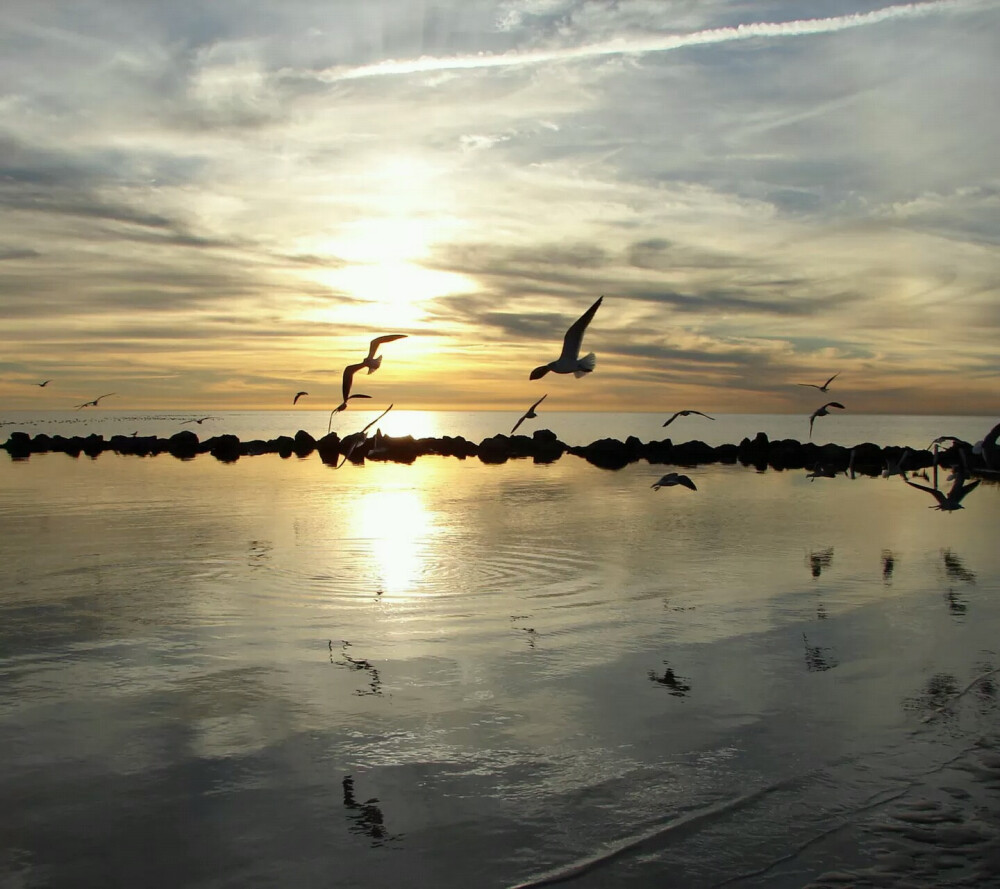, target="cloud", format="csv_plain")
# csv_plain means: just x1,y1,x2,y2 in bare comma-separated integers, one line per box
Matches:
311,0,978,81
